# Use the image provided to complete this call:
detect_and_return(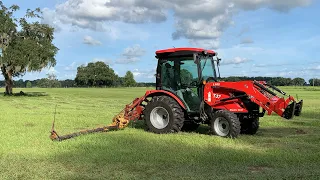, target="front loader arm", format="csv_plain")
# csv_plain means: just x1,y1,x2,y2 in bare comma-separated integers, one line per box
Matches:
204,81,302,119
